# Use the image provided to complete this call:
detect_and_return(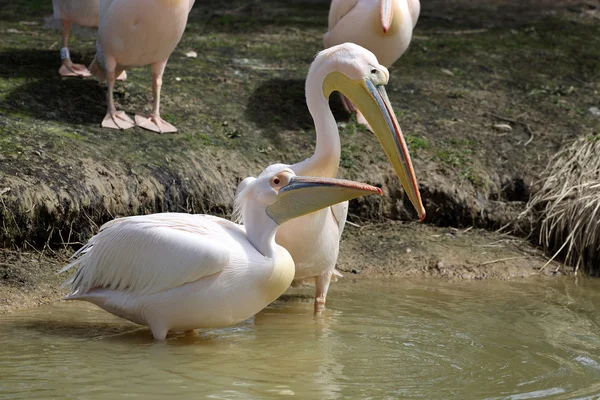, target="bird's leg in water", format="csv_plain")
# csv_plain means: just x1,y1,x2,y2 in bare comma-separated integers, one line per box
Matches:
101,57,135,130
58,20,91,77
135,60,177,134
314,272,332,314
